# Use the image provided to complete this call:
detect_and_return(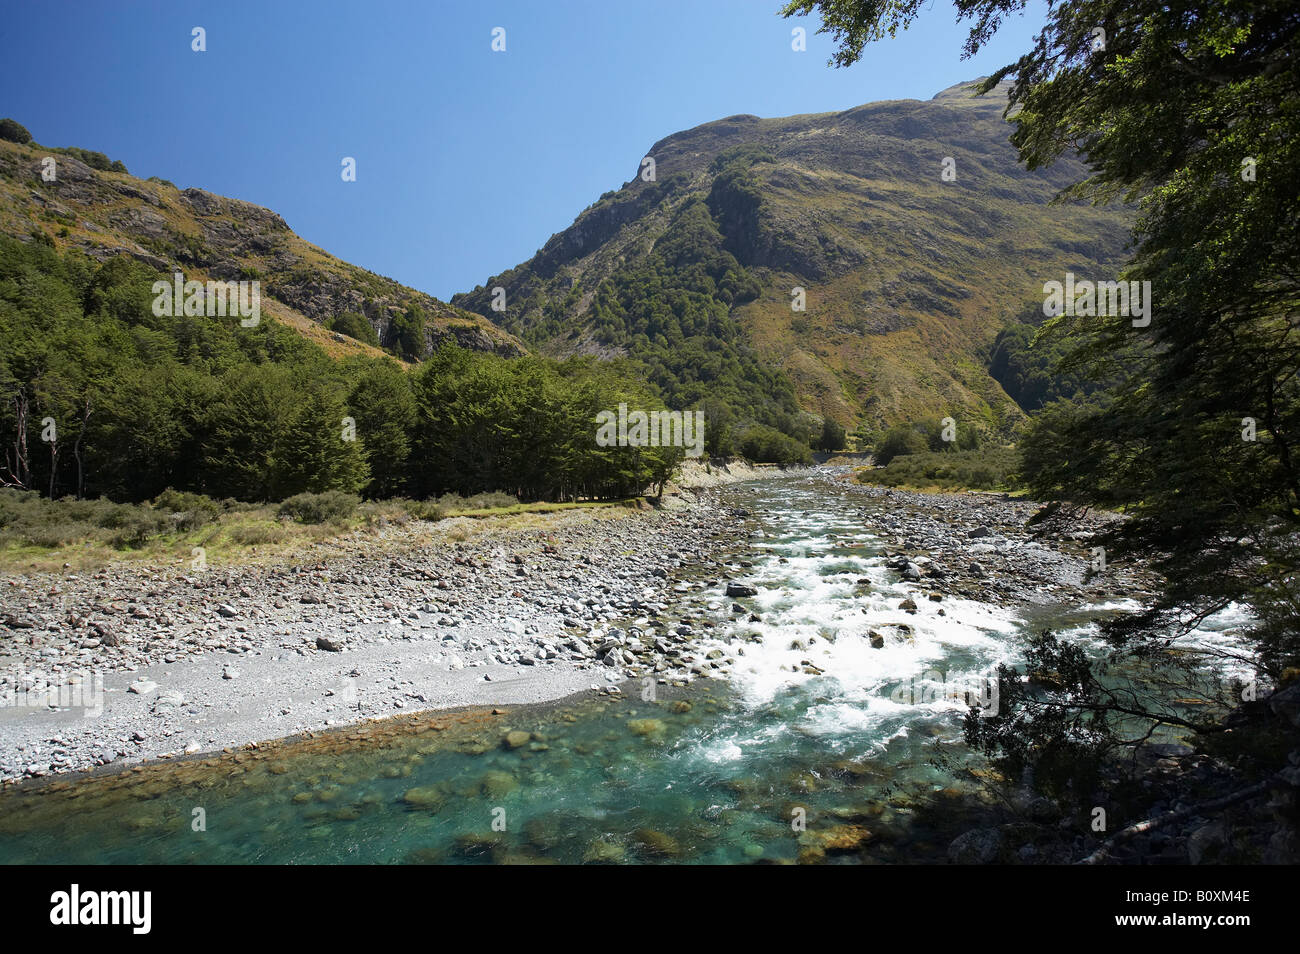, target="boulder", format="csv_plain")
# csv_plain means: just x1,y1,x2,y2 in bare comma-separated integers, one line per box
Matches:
947,827,1004,864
